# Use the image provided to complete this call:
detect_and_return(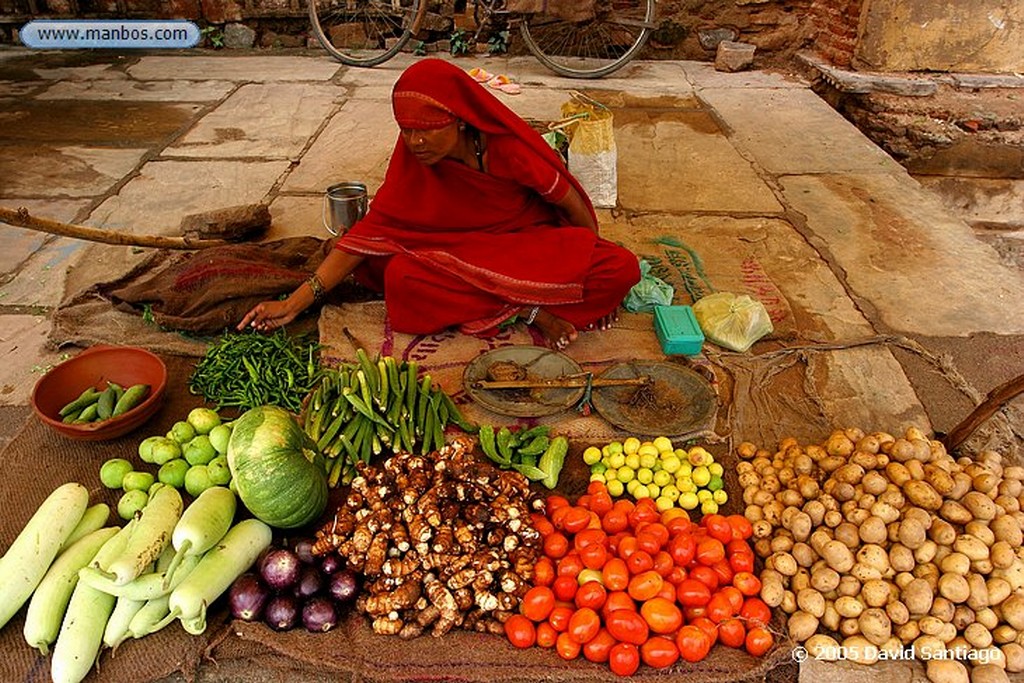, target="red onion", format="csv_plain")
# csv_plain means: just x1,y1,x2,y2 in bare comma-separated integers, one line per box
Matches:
260,549,301,591
327,568,360,604
302,596,337,632
293,565,323,600
264,595,299,631
228,573,268,622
